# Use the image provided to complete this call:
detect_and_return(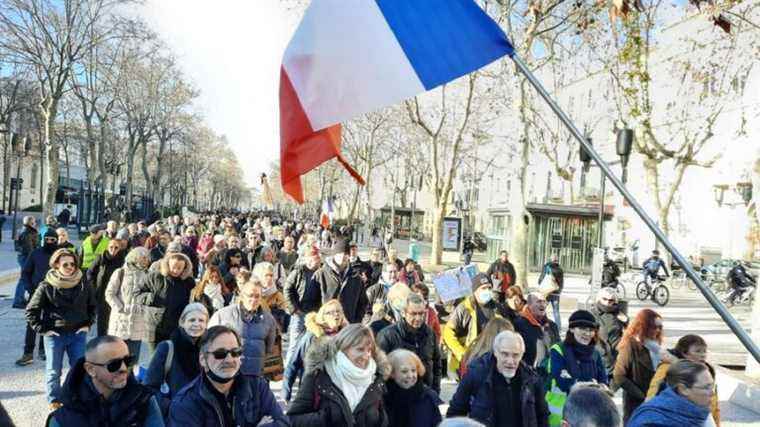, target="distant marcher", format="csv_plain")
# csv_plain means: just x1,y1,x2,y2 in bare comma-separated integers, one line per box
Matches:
56,228,75,250
537,254,564,328
190,265,231,317
590,288,629,378
12,215,39,308
283,247,322,361
79,224,110,272
487,250,517,303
